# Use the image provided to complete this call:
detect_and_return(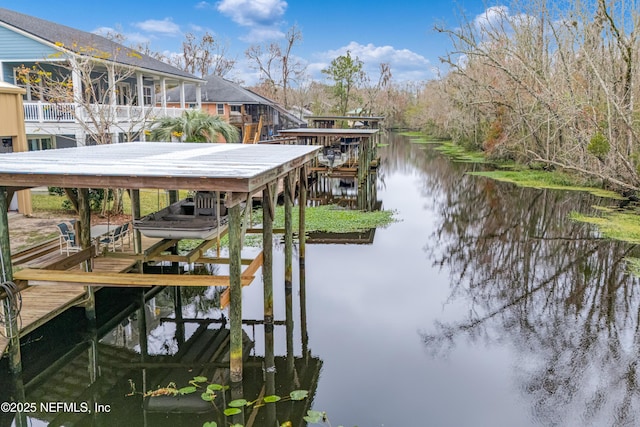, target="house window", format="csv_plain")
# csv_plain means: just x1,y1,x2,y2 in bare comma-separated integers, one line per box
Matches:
230,105,242,113
217,104,224,115
28,137,53,151
143,86,153,106
117,83,131,105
